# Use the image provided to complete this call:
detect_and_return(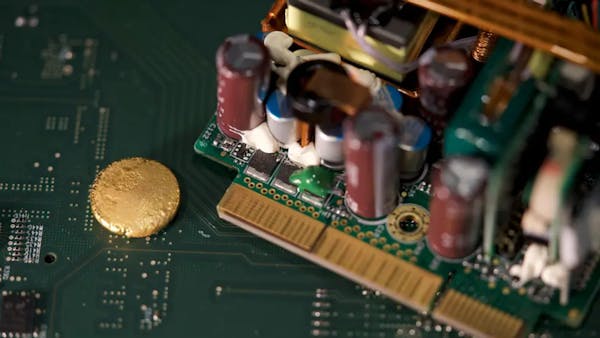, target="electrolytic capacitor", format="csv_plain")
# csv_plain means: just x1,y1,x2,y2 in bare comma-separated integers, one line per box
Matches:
314,84,402,170
344,108,399,220
266,90,298,145
315,124,344,169
397,116,431,181
418,47,474,117
427,157,489,259
216,35,270,140
372,84,404,115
